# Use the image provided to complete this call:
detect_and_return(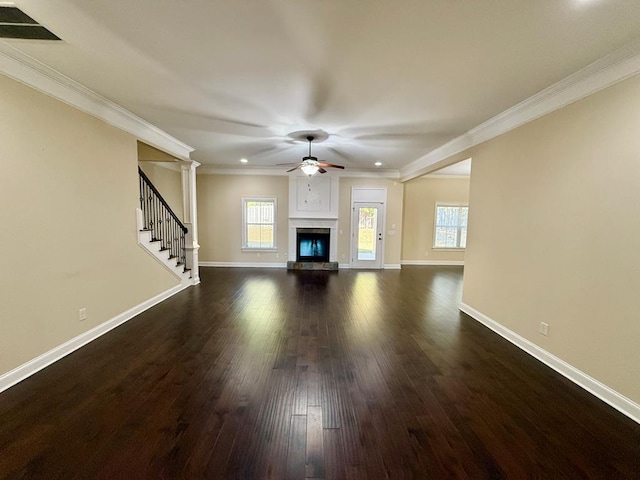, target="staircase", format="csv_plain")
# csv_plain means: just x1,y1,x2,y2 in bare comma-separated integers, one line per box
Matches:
137,167,191,284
